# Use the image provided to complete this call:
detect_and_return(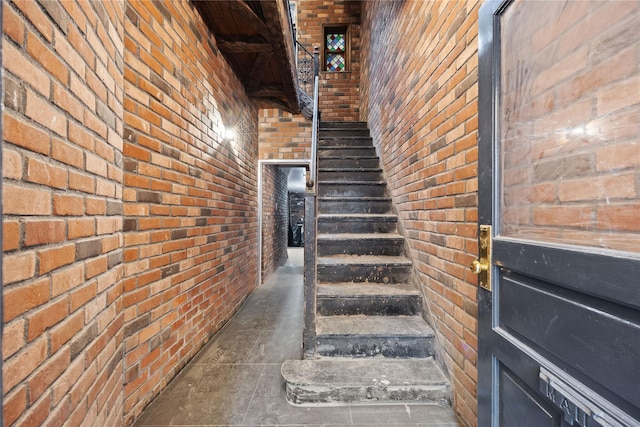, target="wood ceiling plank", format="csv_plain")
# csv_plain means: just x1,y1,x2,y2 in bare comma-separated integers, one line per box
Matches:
217,39,273,54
